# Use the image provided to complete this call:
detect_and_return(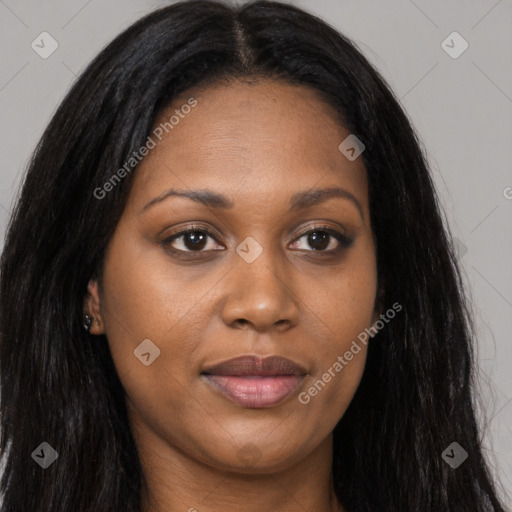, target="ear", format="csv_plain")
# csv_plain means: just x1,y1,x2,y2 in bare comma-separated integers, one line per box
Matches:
83,278,106,335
